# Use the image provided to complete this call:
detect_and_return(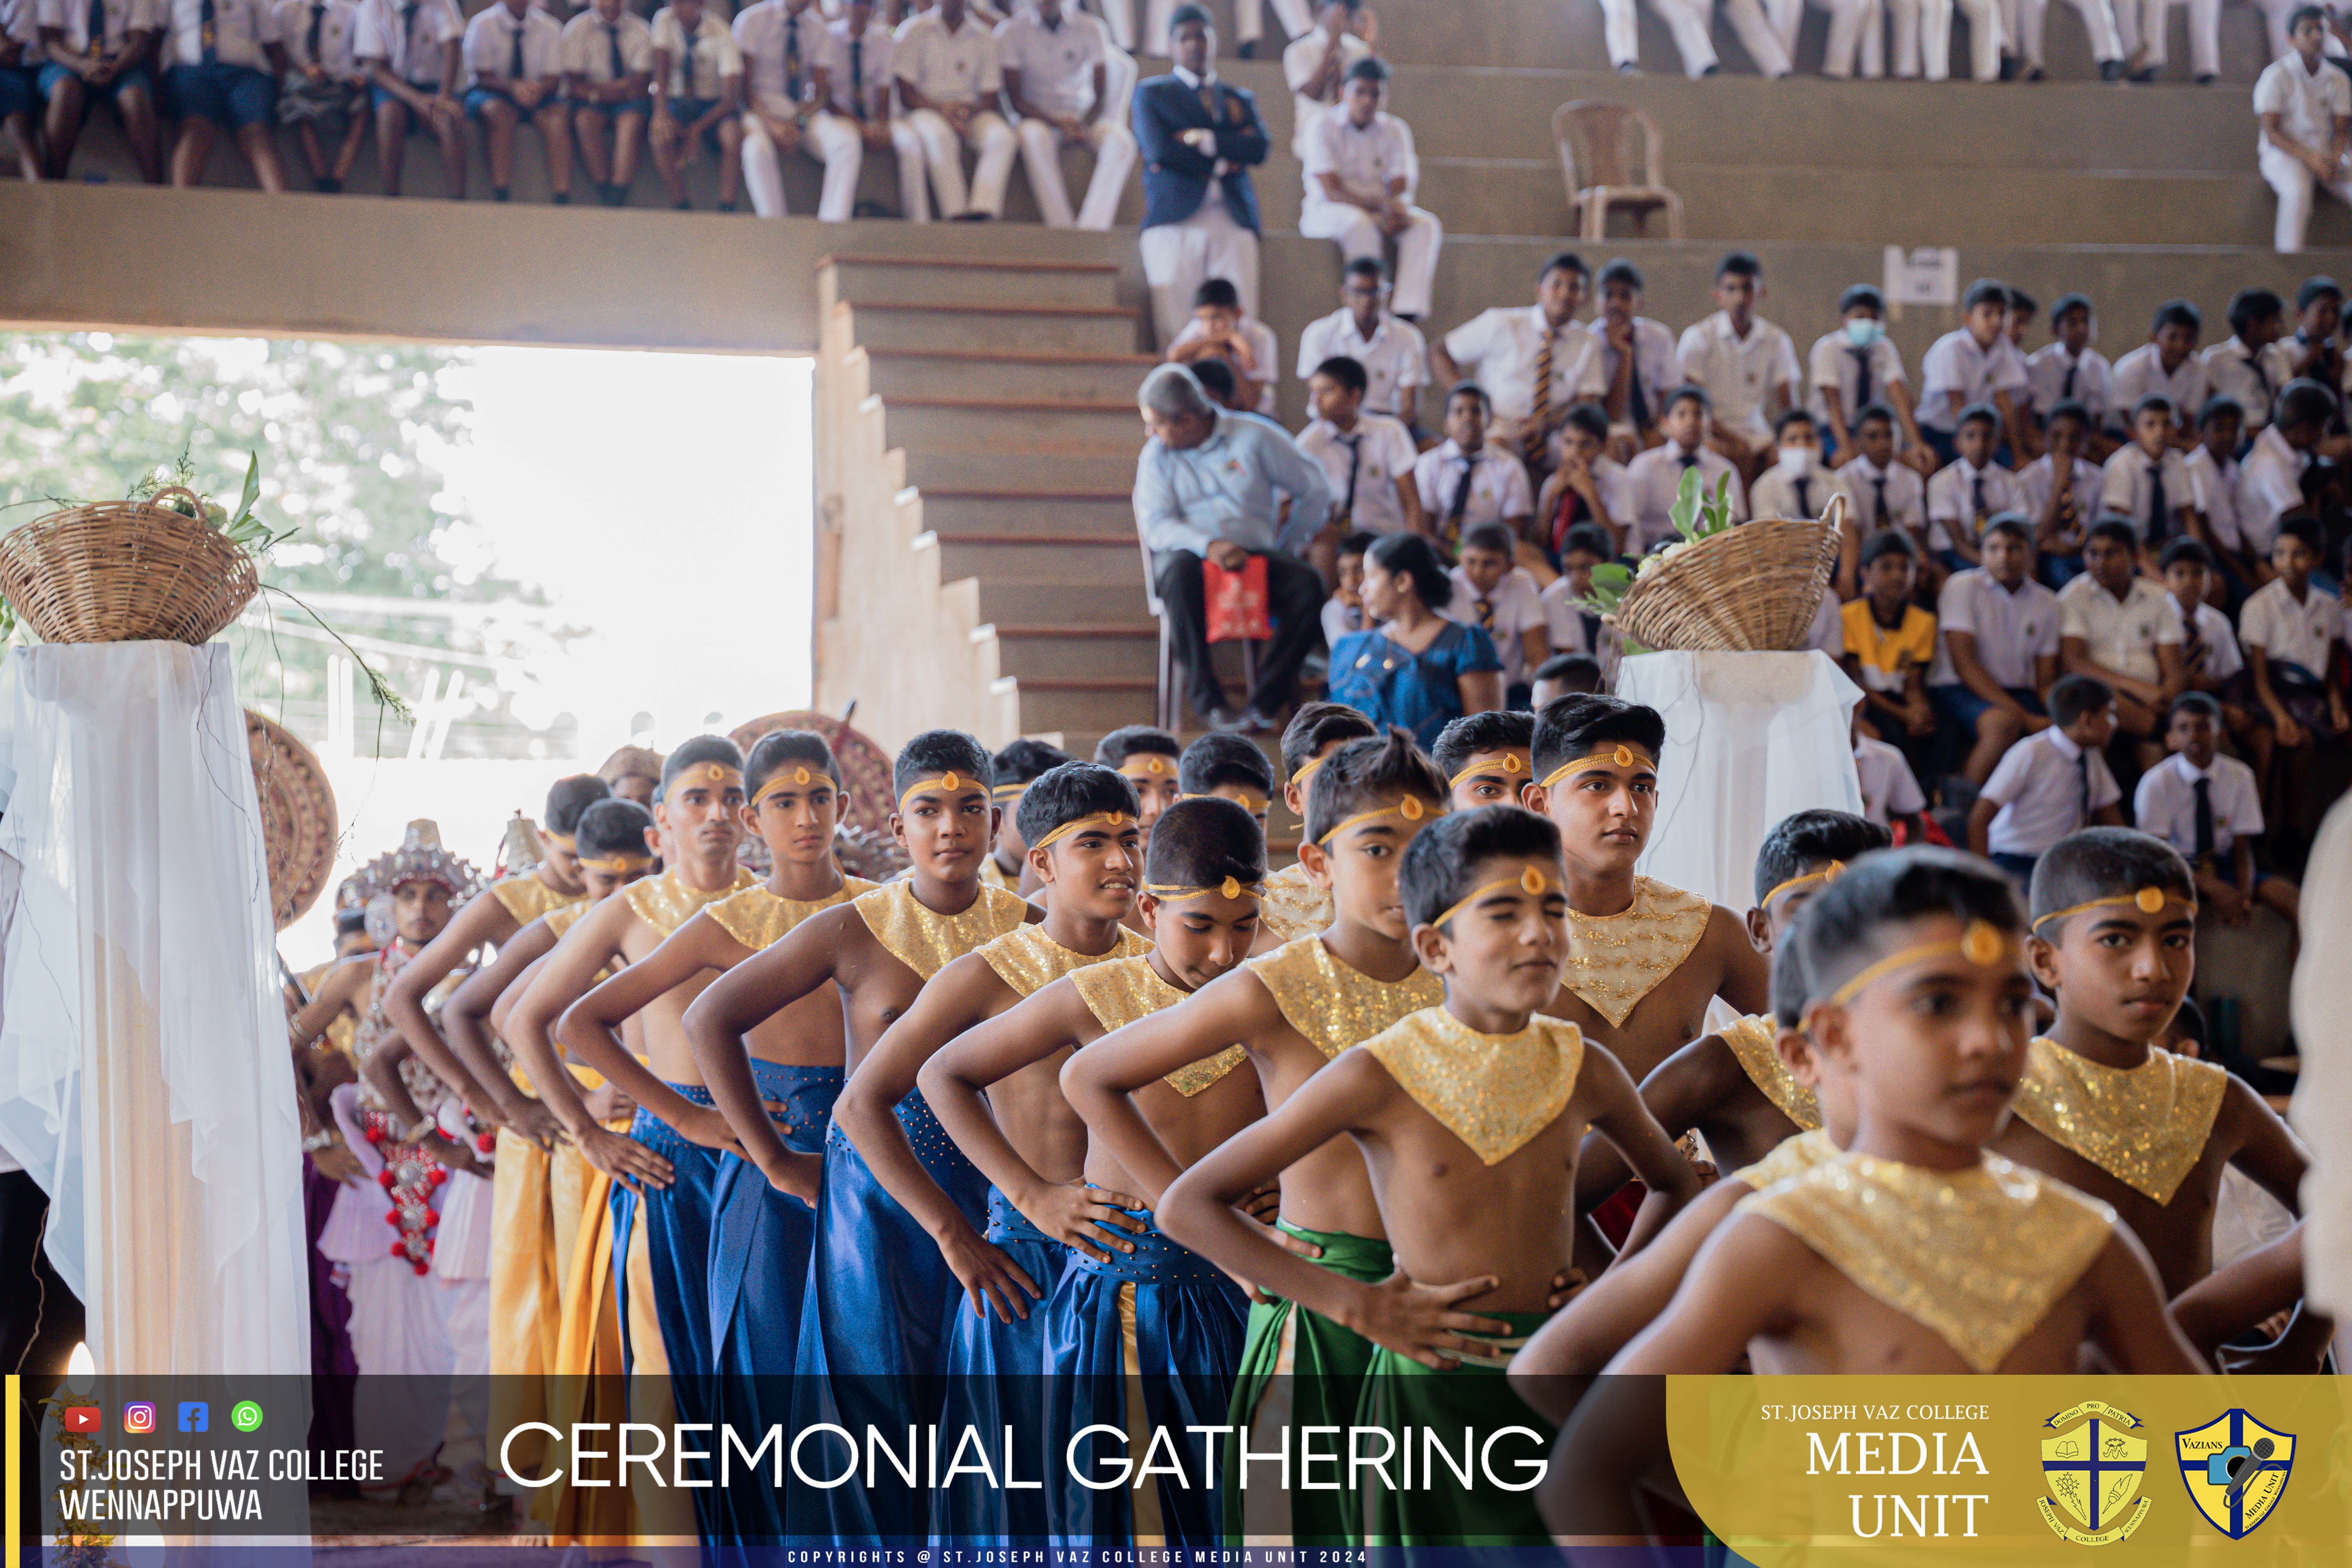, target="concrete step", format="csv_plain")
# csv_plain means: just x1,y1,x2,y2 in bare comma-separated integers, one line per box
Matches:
903,450,1141,492
883,397,1148,455
916,490,1138,536
860,347,1160,402
825,254,1123,310
989,624,1163,681
840,301,1143,356
934,532,1146,586
1011,678,1165,736
976,578,1157,625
